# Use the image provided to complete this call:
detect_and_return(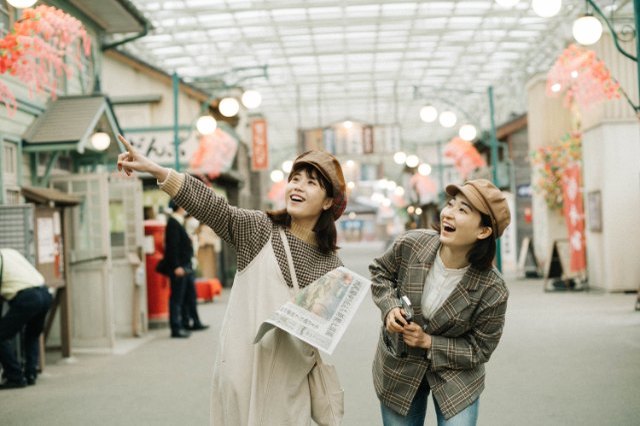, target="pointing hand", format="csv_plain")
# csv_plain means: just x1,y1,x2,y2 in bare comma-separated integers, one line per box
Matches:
116,134,169,181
